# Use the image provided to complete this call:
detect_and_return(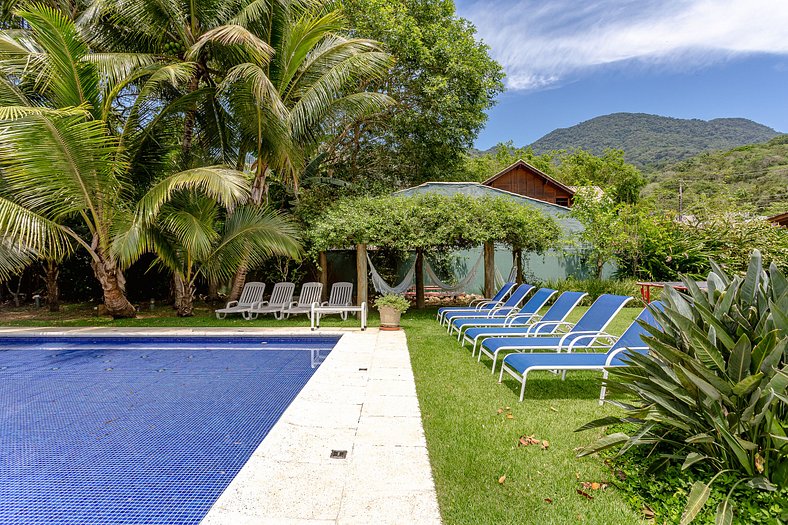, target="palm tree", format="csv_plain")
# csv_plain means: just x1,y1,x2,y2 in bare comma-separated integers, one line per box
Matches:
221,3,394,298
138,192,300,316
0,4,256,317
